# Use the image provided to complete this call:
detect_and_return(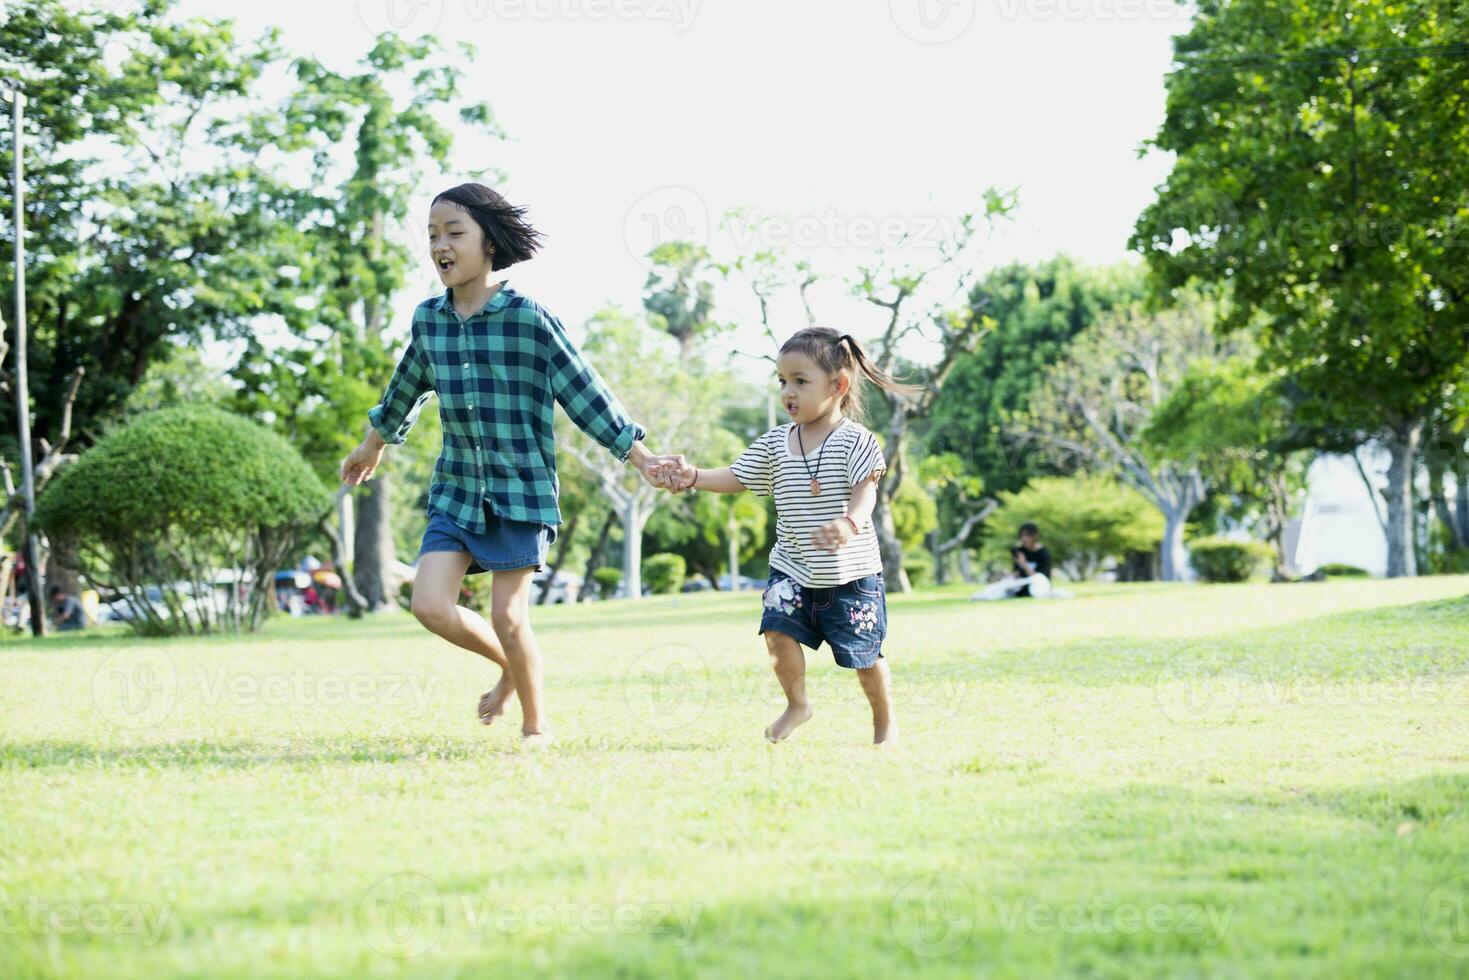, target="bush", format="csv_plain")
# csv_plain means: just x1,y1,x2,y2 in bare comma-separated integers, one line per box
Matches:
642,553,686,594
35,406,331,634
1317,562,1370,578
592,567,622,599
1189,537,1272,583
982,475,1164,580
